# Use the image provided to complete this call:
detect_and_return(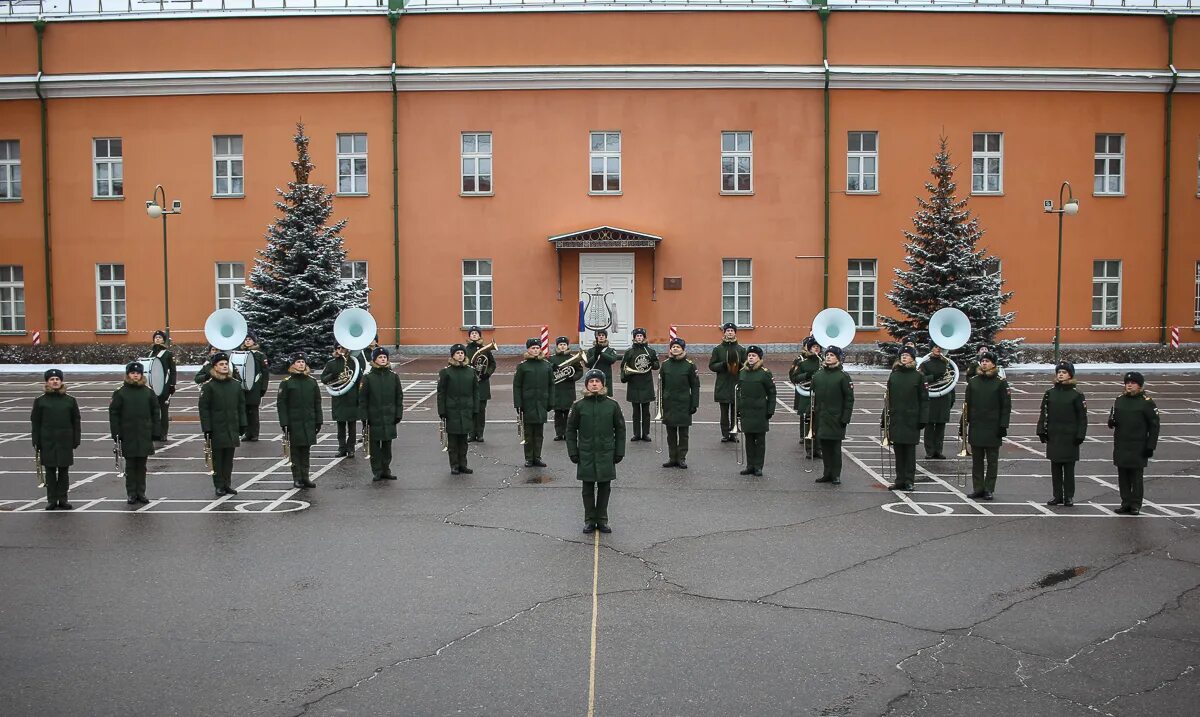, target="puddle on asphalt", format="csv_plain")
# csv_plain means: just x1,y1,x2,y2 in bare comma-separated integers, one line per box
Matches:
1035,566,1089,589
524,474,554,484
